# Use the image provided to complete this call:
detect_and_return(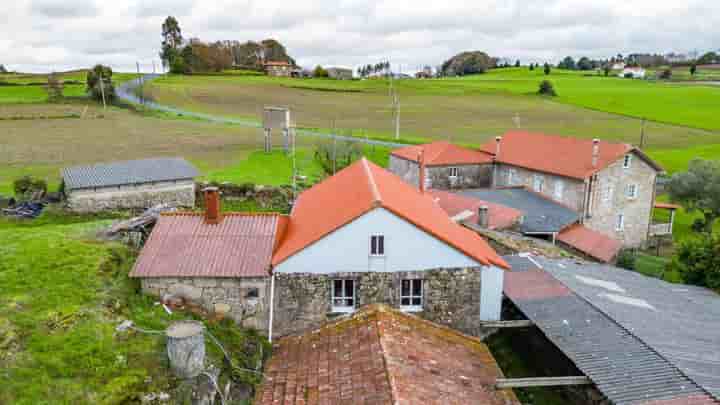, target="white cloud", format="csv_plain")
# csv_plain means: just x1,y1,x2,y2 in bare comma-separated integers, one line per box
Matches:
1,0,718,73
